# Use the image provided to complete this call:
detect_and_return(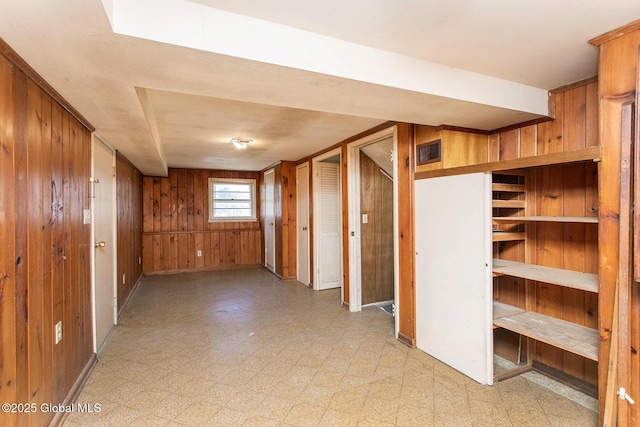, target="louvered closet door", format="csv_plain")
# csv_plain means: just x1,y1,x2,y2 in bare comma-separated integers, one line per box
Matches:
414,172,493,385
316,162,341,290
